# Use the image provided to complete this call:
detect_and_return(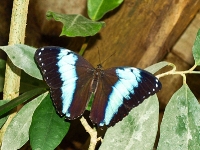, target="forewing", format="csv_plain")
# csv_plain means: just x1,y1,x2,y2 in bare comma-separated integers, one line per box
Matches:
90,67,161,127
34,46,94,119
